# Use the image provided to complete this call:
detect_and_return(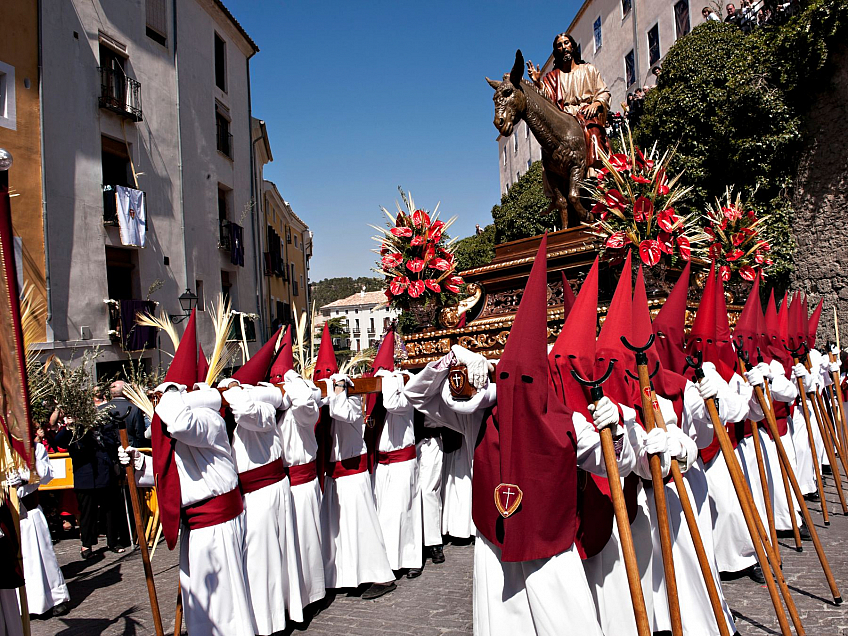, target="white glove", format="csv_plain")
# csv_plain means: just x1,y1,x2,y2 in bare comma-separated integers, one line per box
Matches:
222,386,248,405
830,360,840,374
792,363,813,392
588,396,620,434
645,427,668,456
745,367,765,387
118,446,145,471
698,375,718,400
666,424,698,472
4,473,23,488
451,345,492,391
329,373,353,387
755,361,774,380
